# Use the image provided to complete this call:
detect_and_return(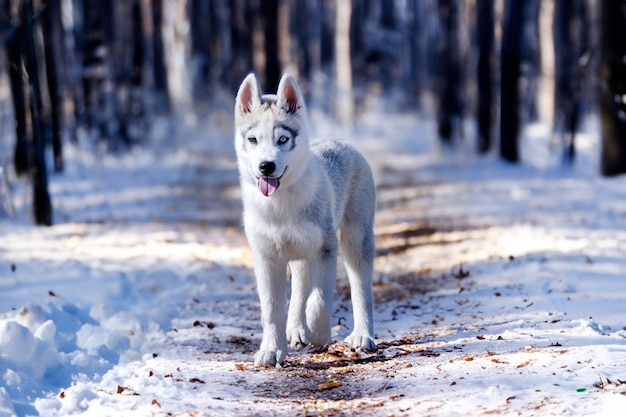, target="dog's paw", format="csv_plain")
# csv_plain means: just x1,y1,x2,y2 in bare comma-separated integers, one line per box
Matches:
287,327,308,349
254,348,286,368
345,332,377,352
